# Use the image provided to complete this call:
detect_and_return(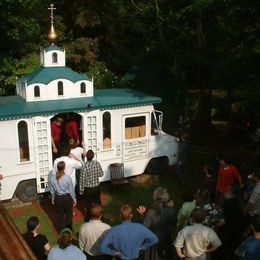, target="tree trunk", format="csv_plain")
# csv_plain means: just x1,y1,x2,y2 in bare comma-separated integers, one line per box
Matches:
198,73,212,130
196,11,212,130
